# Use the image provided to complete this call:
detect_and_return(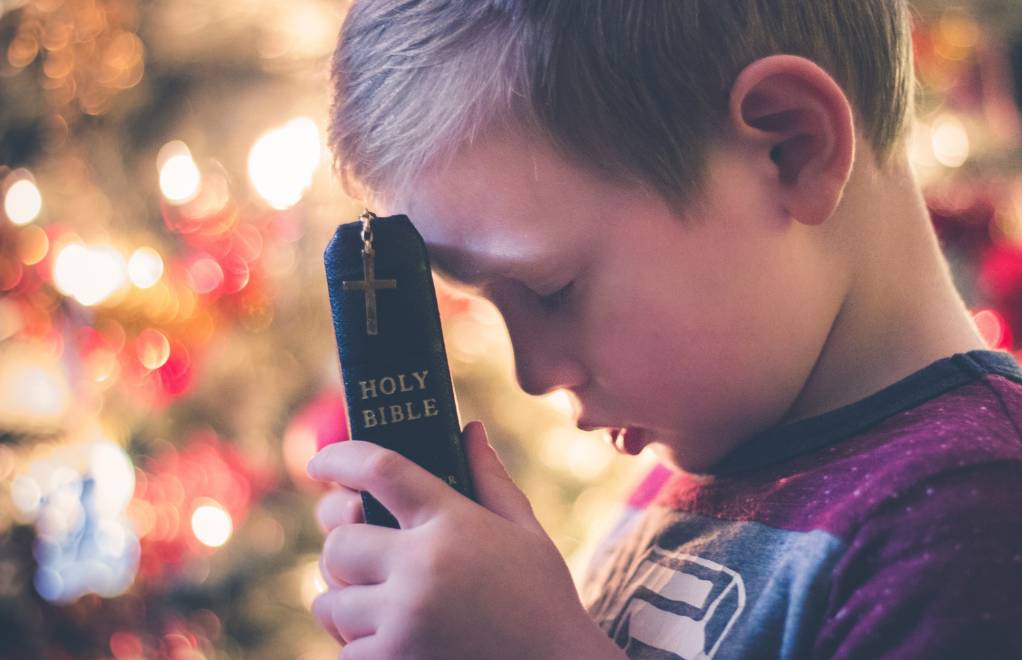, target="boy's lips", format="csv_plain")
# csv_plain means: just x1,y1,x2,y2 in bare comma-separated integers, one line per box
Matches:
578,421,649,456
612,427,649,455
